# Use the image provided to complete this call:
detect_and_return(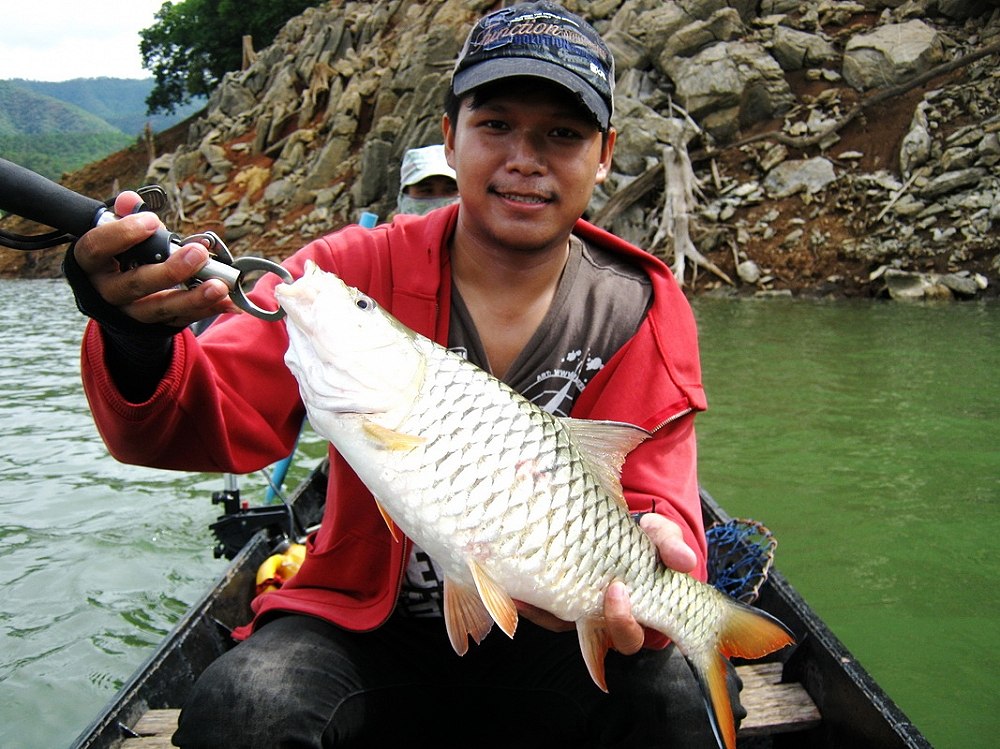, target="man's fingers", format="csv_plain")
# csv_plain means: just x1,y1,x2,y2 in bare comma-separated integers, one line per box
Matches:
97,242,209,307
124,244,210,294
74,211,162,273
99,238,238,326
604,581,644,655
114,191,146,216
639,513,698,573
515,601,574,632
69,197,241,327
123,279,238,327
